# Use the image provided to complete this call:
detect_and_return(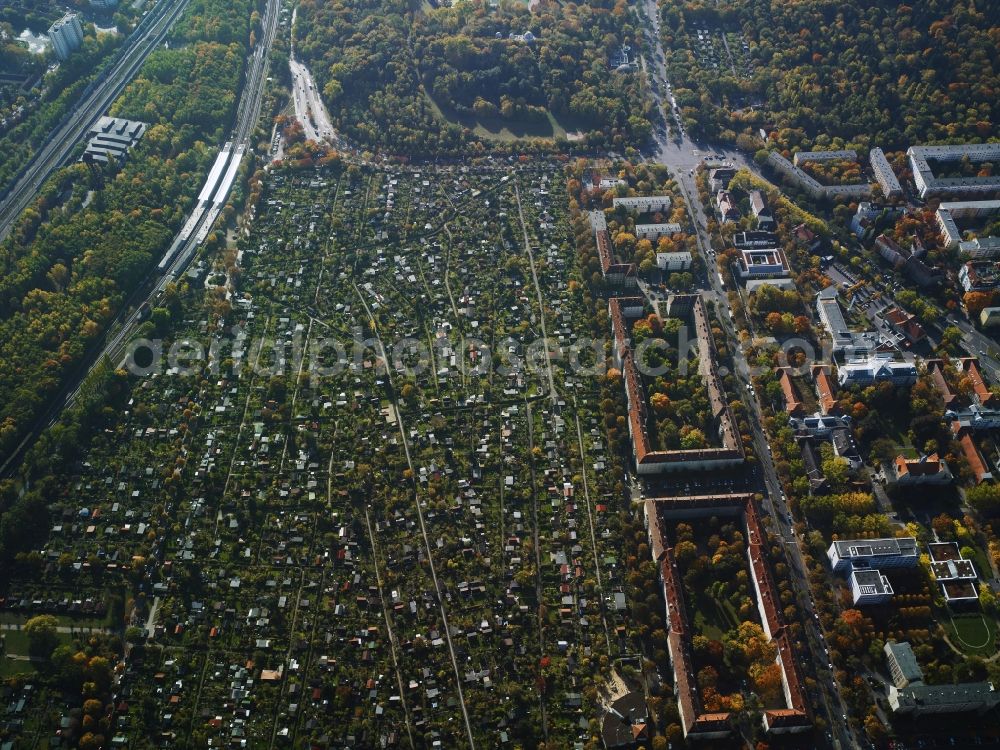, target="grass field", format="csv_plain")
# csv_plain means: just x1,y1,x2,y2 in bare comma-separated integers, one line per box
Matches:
0,612,112,629
1,626,76,676
691,591,740,641
1,631,37,677
422,90,584,142
944,612,998,656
